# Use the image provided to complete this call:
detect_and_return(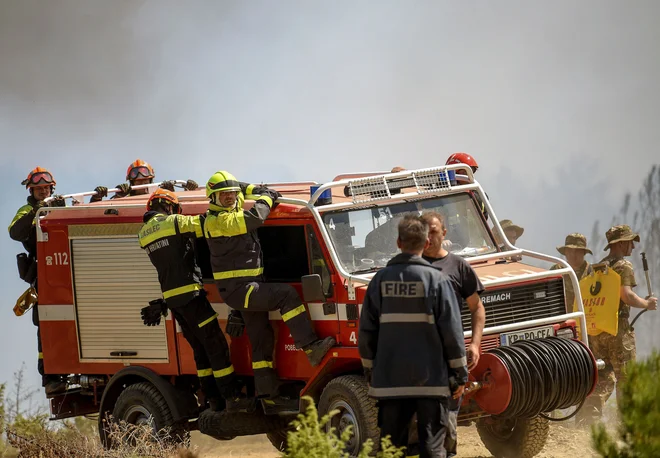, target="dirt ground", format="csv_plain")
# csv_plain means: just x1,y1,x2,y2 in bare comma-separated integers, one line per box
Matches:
191,423,599,457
